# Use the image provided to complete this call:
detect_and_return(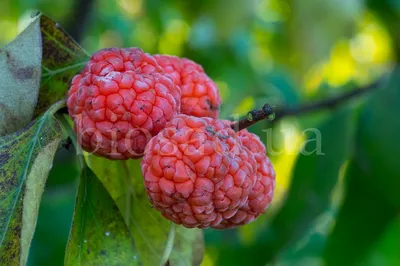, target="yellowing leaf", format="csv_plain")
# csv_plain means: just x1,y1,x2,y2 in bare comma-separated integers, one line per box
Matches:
36,15,89,117
0,102,63,265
